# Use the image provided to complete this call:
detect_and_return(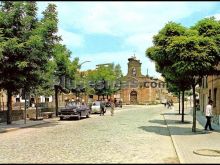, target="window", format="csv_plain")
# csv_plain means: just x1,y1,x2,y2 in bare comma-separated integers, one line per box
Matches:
45,98,49,102
132,67,136,76
16,98,20,102
205,77,208,88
